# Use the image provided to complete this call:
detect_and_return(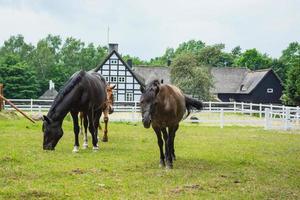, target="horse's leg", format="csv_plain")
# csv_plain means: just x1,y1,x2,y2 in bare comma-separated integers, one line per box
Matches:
87,111,98,150
94,111,102,147
71,111,80,153
170,124,178,161
161,128,172,169
102,111,109,142
153,127,165,167
83,113,89,149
